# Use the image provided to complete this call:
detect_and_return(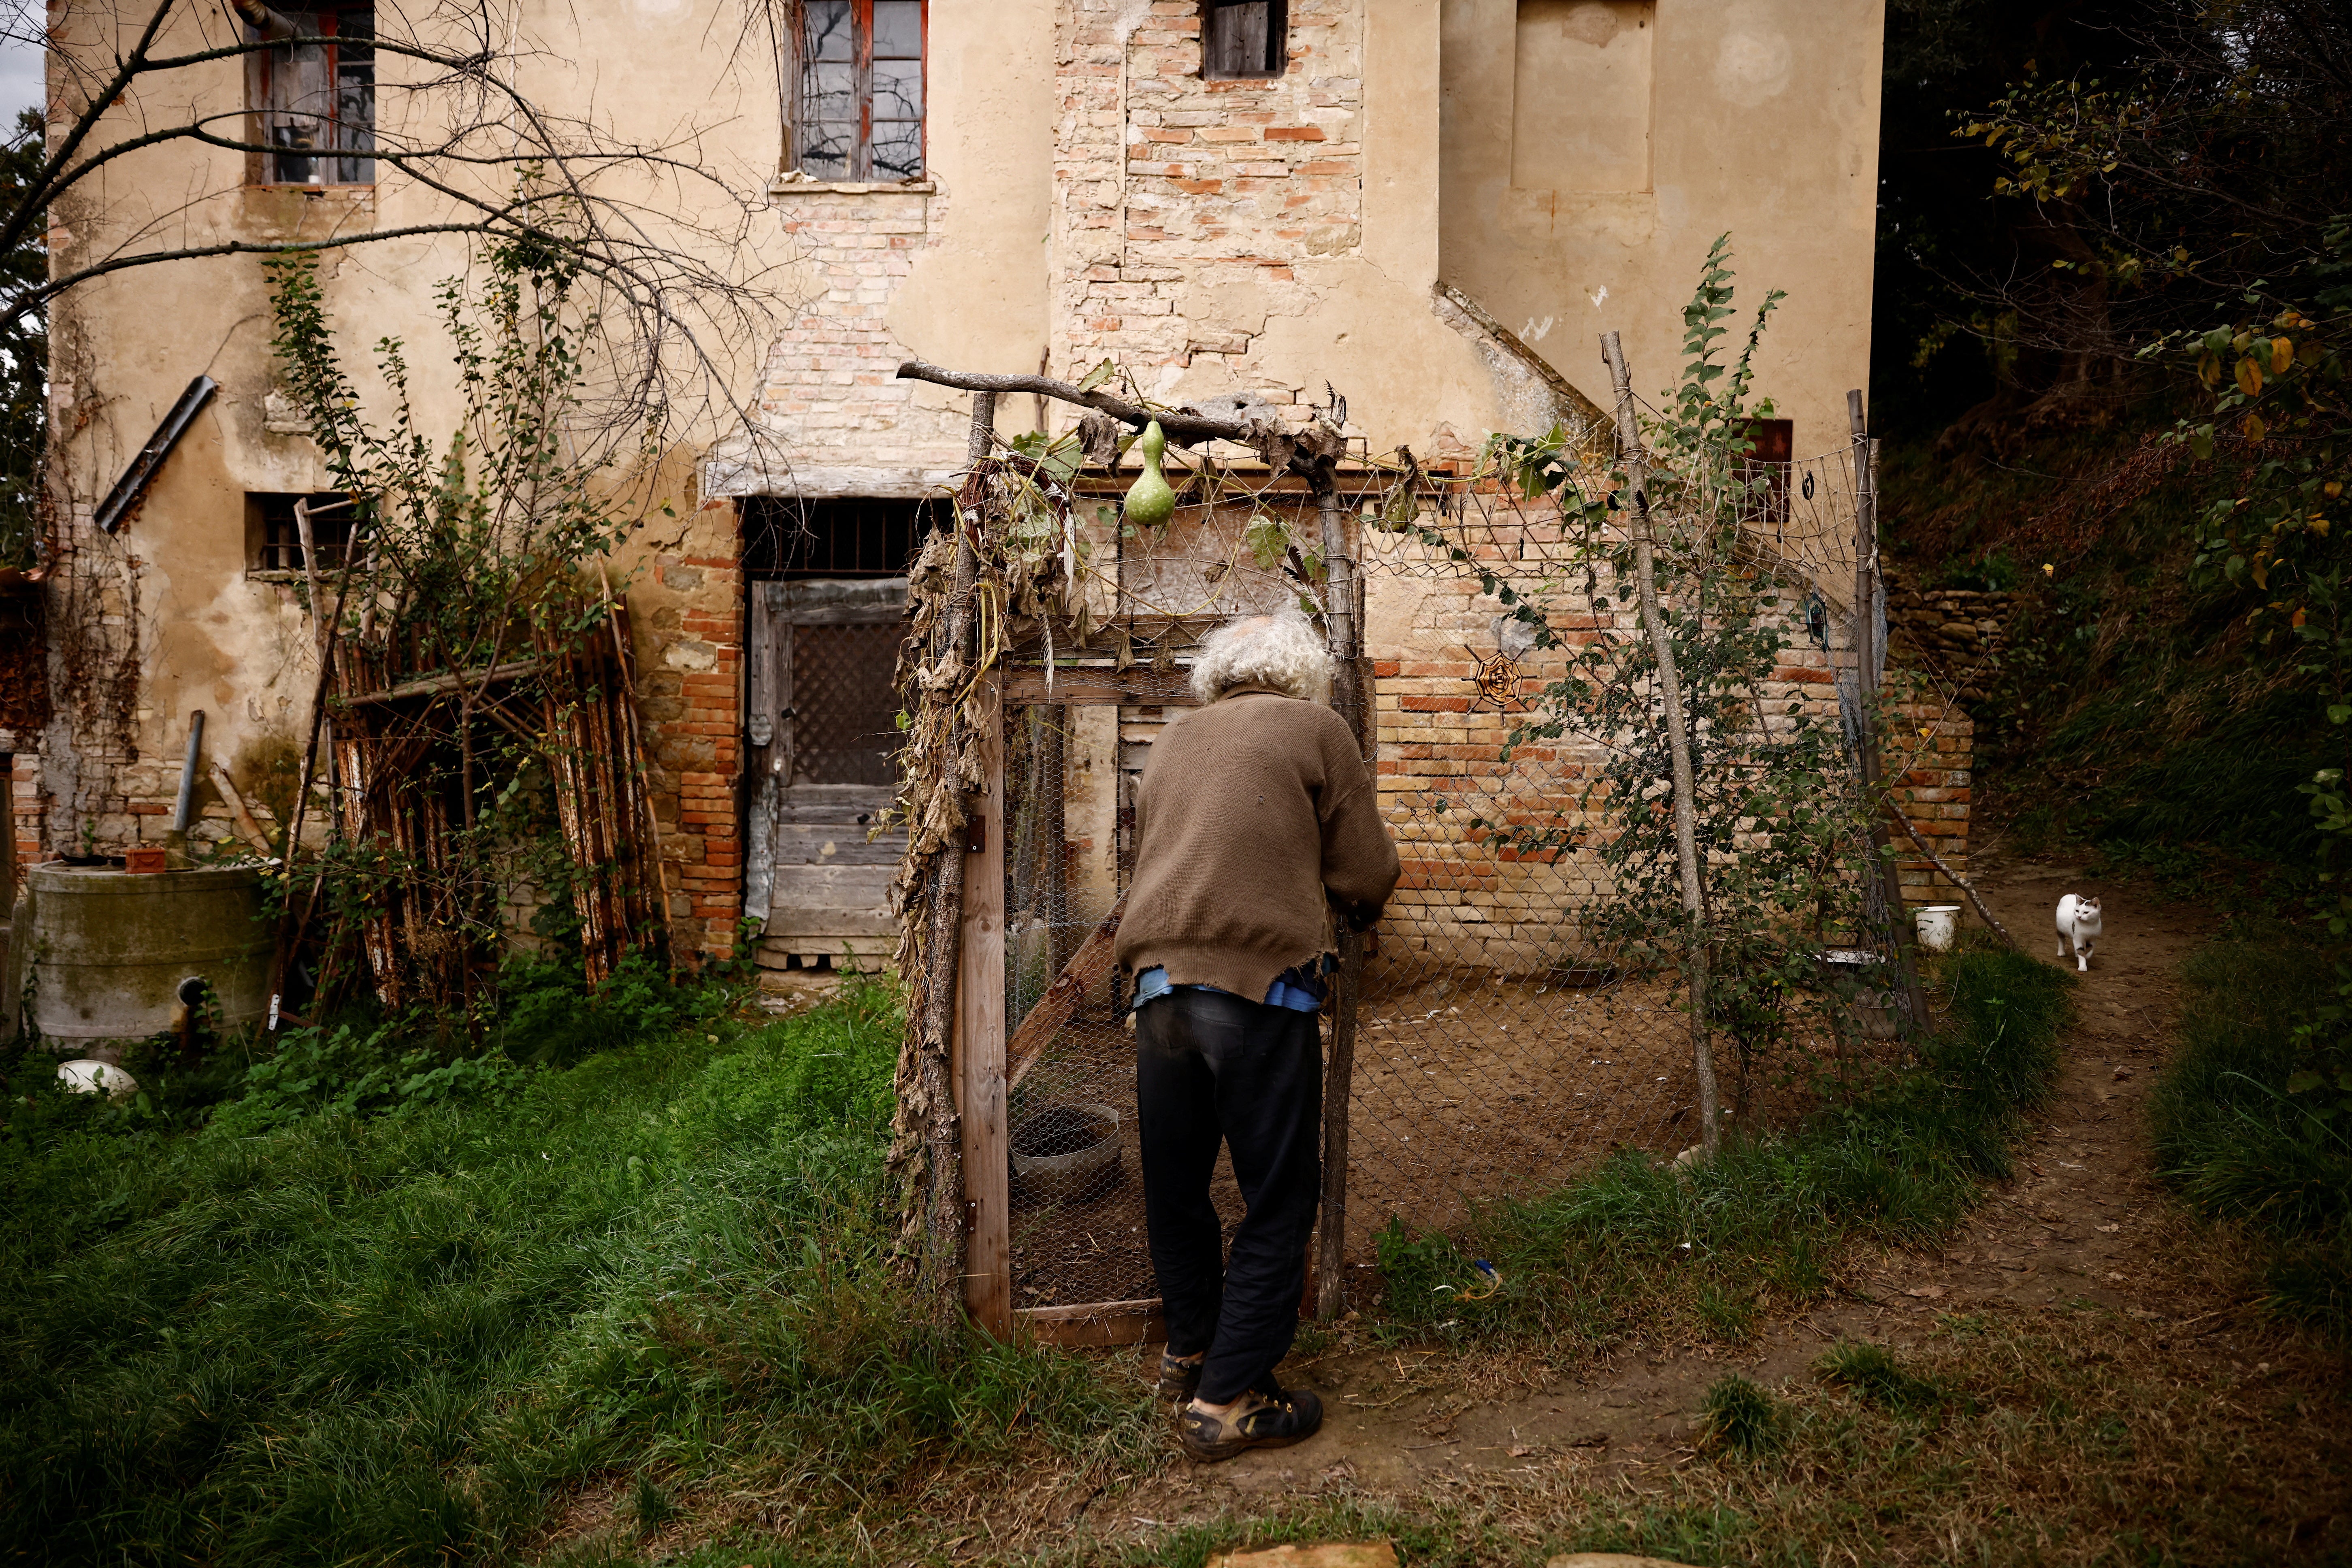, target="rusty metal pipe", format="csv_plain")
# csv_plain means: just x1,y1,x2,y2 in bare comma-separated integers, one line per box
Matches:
172,712,205,834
